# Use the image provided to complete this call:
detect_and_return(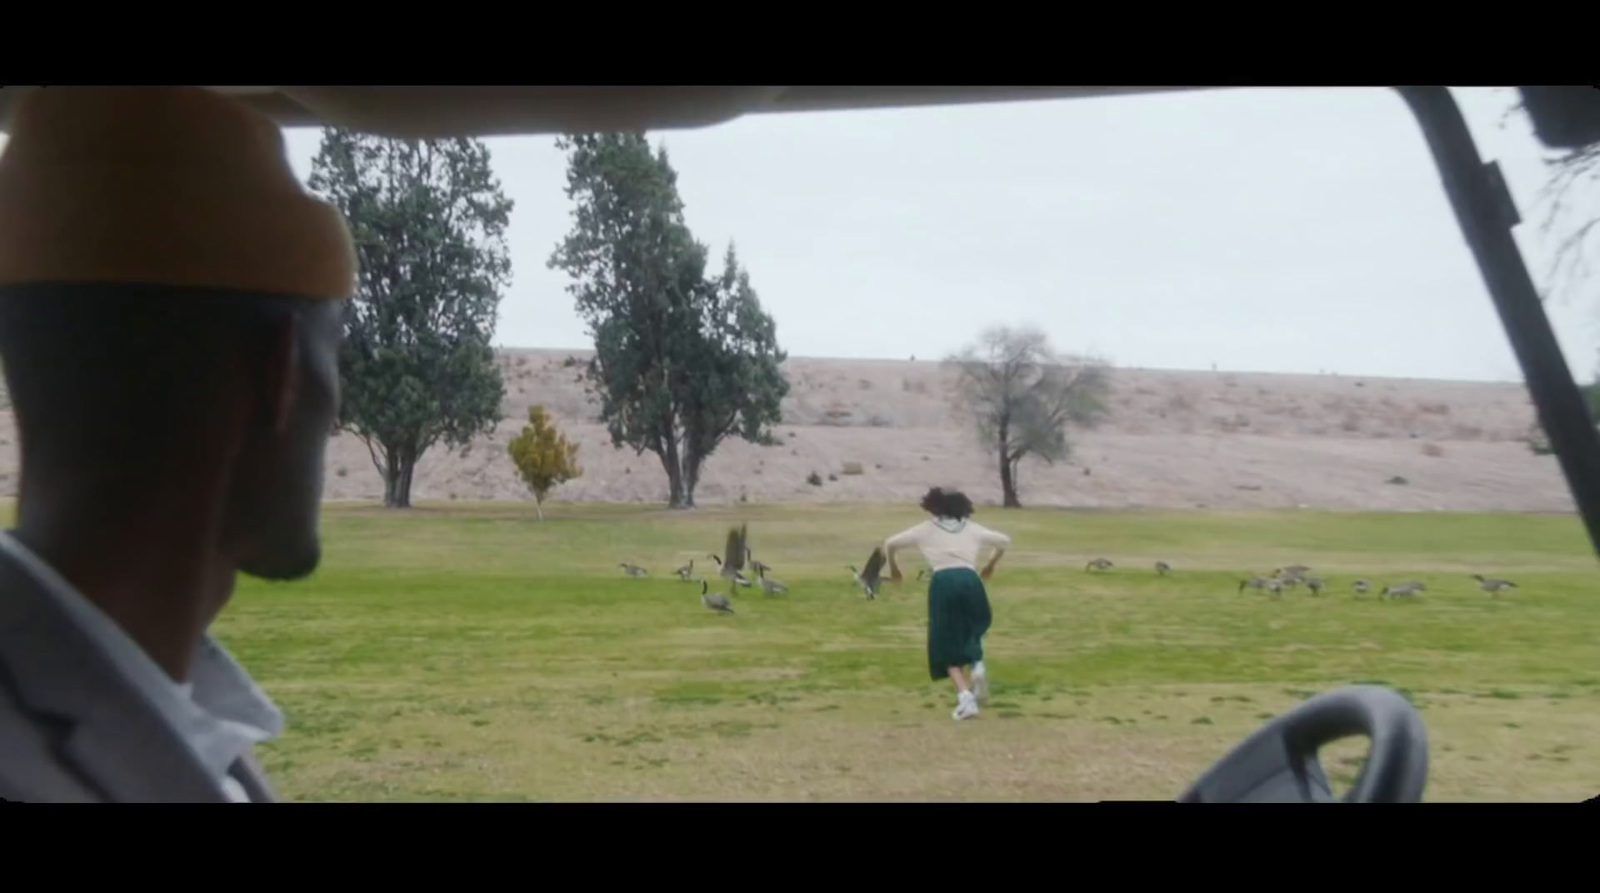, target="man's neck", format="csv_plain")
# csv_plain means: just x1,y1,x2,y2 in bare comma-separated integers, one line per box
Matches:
11,500,234,683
